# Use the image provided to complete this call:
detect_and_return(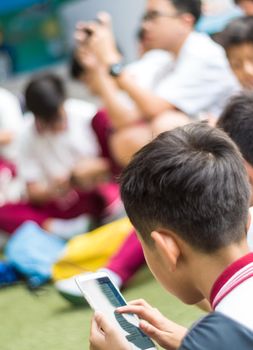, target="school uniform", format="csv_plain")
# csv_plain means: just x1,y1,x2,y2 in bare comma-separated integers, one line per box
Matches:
180,311,253,350
210,252,253,331
152,32,240,118
180,251,253,349
0,99,120,234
